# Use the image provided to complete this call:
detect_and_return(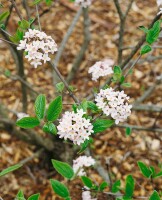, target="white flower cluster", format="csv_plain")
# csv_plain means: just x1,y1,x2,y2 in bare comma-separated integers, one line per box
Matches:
95,88,132,124
17,112,29,120
157,0,162,6
157,8,162,15
57,109,94,145
88,59,114,81
17,29,57,68
75,0,92,8
82,187,97,200
73,156,95,176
